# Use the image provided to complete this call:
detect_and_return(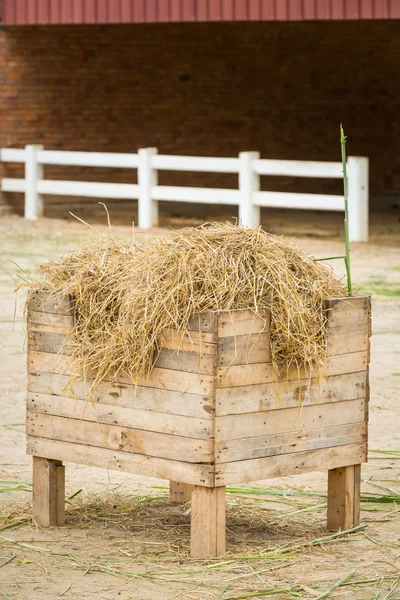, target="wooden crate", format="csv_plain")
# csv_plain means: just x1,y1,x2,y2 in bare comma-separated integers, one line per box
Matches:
26,292,371,558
